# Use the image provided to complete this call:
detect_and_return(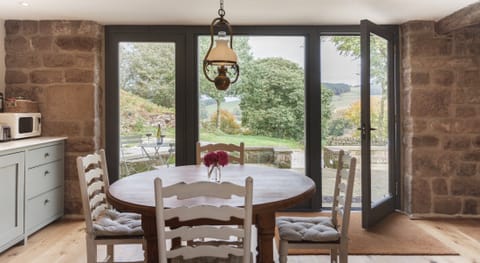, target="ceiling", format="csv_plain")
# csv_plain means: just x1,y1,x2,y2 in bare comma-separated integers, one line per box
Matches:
0,0,477,25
